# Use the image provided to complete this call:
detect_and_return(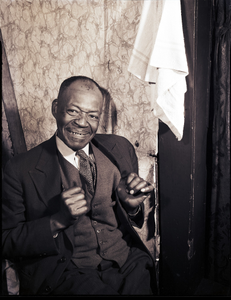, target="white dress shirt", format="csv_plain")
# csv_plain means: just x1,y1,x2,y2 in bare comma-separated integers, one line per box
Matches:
55,134,89,169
